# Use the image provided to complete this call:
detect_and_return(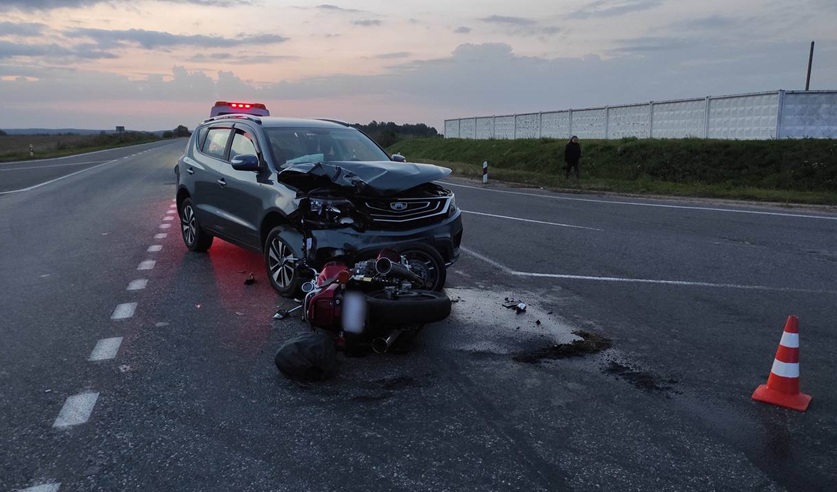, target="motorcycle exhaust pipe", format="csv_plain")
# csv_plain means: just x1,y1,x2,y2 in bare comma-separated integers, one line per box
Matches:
374,258,423,283
371,329,403,354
